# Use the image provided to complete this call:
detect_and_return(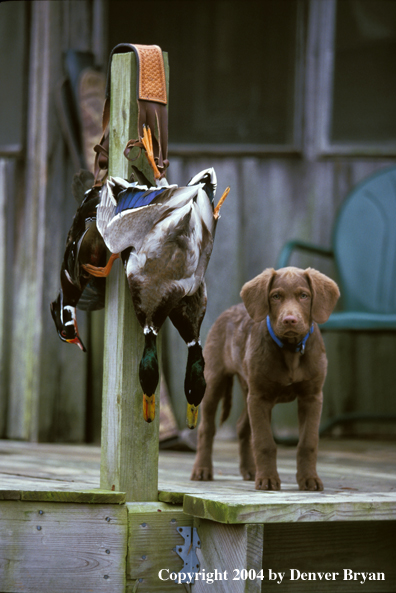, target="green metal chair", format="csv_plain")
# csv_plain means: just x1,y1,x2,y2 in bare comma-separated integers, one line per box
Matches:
277,166,396,437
